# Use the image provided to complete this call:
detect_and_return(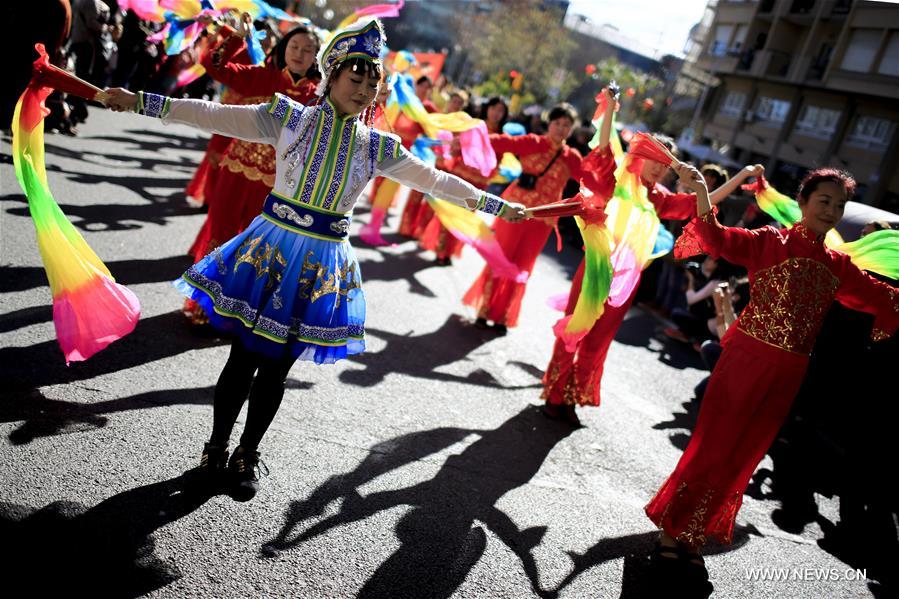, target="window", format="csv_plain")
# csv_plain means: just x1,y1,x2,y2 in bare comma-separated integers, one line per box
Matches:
732,25,749,52
877,32,899,76
840,29,881,72
720,90,747,117
794,105,841,138
846,116,895,149
710,24,734,56
755,96,791,123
